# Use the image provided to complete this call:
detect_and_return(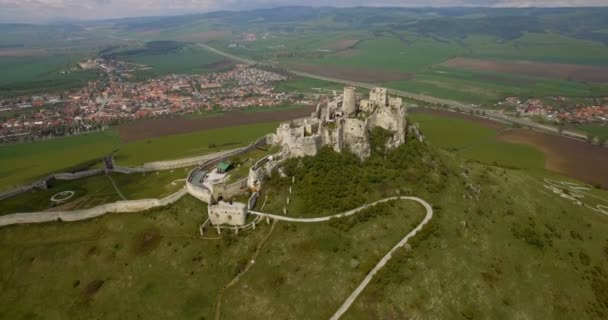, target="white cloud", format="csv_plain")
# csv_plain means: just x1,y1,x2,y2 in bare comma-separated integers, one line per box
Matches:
0,0,606,23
